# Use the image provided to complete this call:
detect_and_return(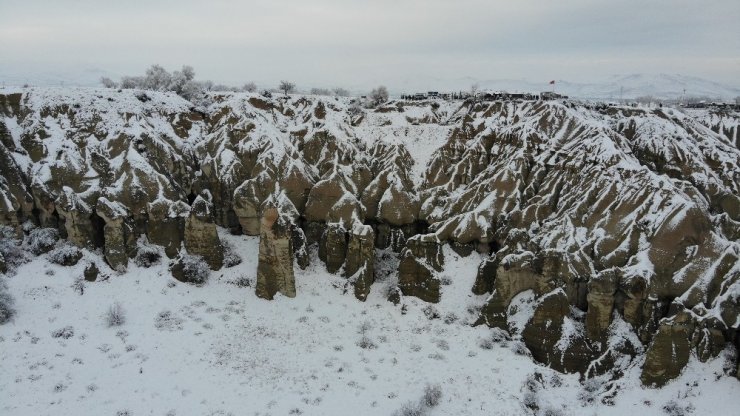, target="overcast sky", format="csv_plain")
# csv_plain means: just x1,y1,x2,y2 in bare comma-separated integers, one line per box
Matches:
0,0,738,90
